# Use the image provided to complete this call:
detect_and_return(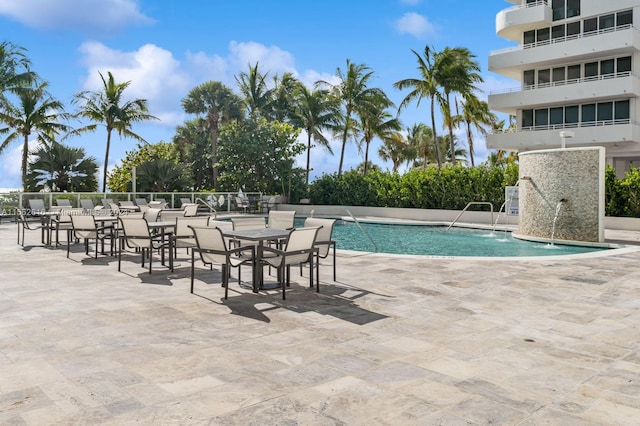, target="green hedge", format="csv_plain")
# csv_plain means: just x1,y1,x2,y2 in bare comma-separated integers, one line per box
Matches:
309,164,640,217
